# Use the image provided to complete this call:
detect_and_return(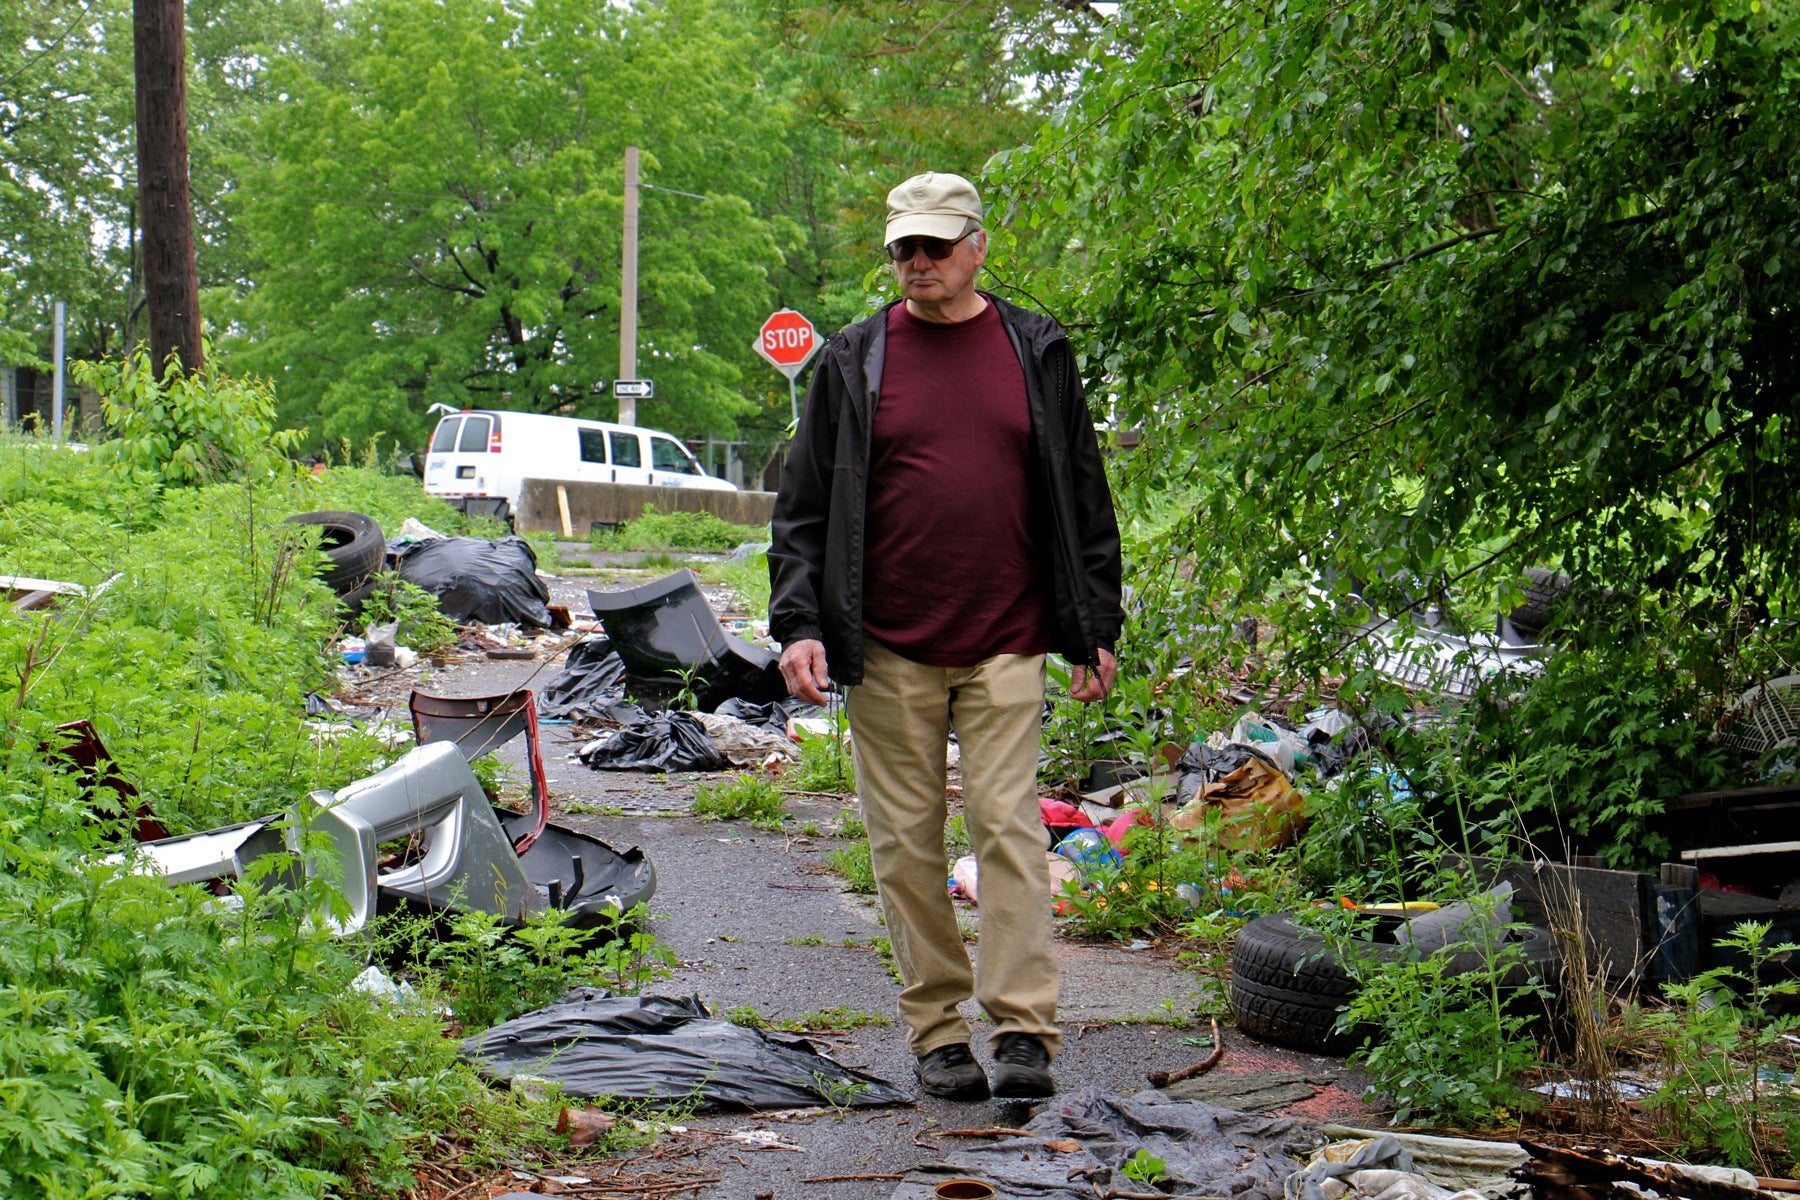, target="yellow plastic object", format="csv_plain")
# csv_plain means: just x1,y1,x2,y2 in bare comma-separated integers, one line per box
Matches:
1356,901,1441,915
